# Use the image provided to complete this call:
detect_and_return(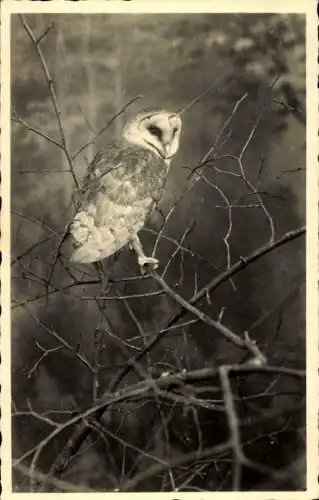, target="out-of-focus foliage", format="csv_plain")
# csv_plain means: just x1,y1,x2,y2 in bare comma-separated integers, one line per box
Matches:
11,13,306,492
